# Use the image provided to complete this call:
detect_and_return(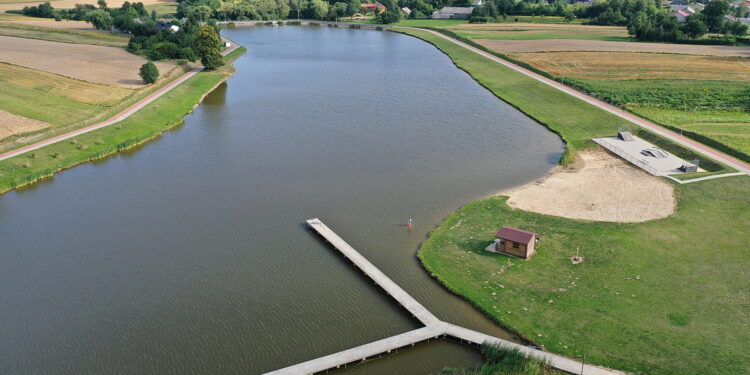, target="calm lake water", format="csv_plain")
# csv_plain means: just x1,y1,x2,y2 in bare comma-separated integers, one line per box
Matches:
0,27,563,374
